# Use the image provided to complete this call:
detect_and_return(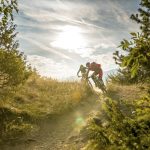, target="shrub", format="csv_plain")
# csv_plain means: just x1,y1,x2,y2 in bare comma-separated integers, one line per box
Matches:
82,96,150,150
